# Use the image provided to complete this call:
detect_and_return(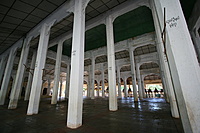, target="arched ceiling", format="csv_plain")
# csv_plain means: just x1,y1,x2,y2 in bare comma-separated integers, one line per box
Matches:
140,62,159,70
0,0,197,56
49,6,155,57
